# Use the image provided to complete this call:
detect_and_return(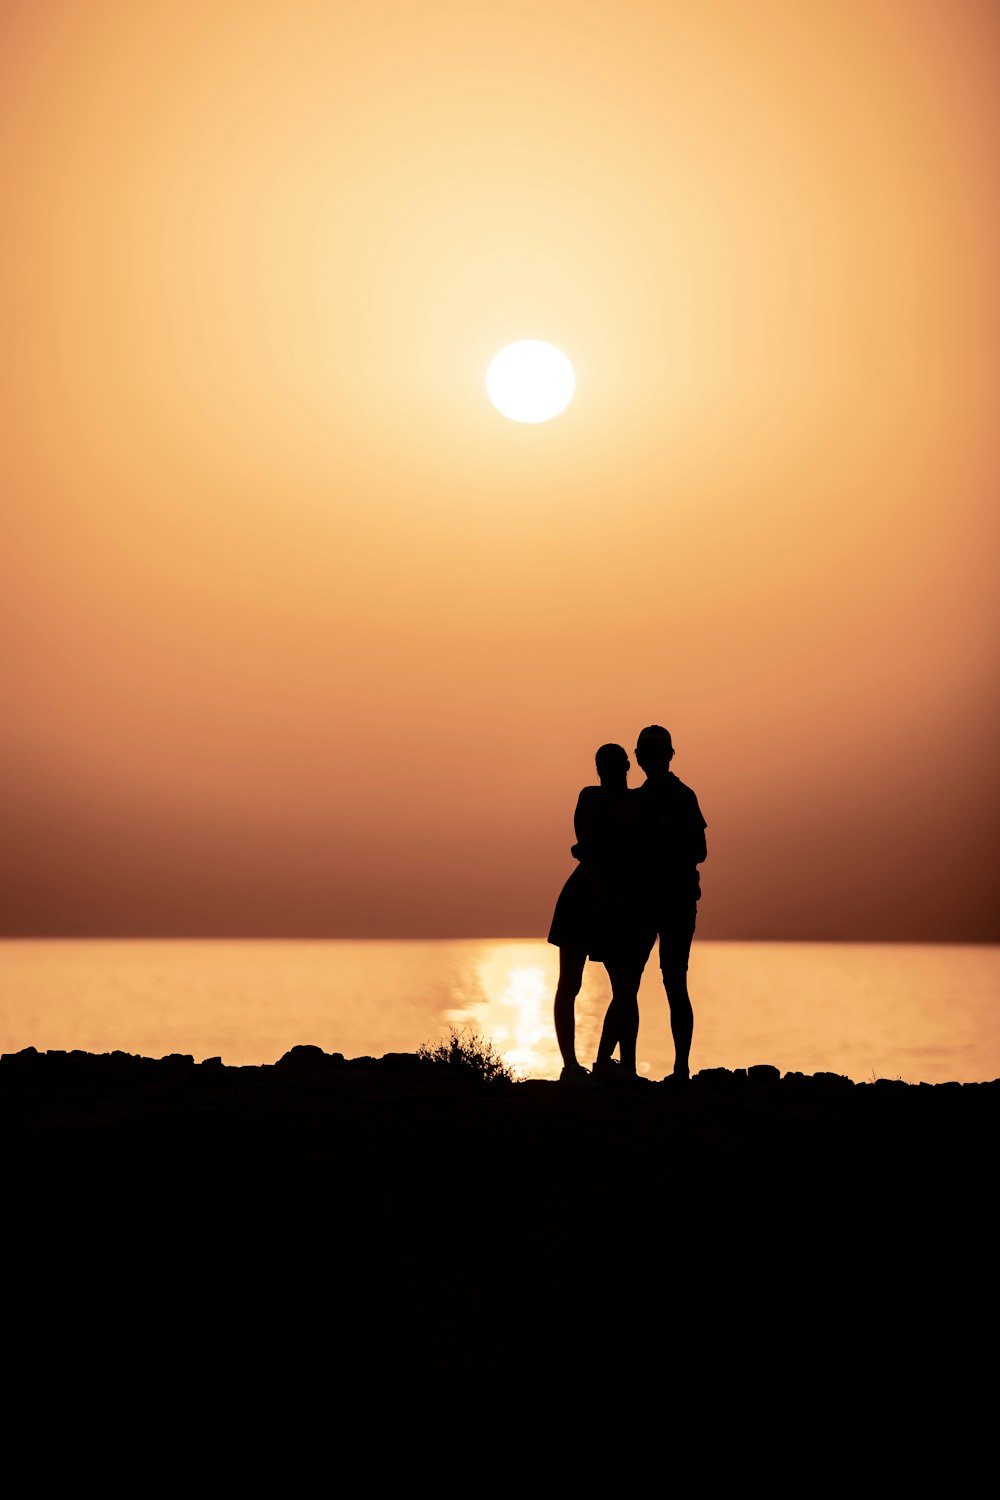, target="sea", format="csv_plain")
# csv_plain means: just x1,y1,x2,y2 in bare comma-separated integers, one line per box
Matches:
1,939,998,1084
